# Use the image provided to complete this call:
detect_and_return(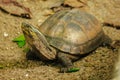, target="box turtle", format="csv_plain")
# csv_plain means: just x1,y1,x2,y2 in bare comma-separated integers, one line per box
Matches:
21,9,106,72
